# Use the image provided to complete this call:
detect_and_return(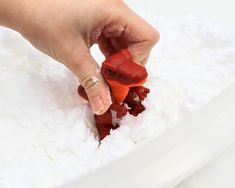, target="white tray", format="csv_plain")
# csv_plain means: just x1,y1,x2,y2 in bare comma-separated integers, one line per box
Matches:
63,82,235,188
